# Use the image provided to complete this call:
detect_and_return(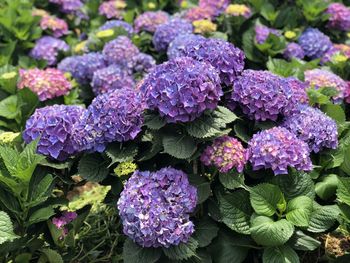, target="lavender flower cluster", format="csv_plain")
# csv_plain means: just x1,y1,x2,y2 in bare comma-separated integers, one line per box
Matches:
140,57,222,123
326,3,350,31
99,0,126,19
134,11,169,33
23,105,84,160
167,33,205,59
298,28,332,59
117,167,197,247
40,15,69,38
201,136,247,173
283,43,305,60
